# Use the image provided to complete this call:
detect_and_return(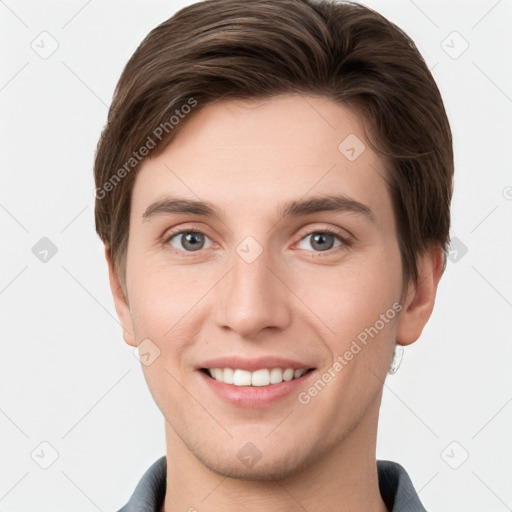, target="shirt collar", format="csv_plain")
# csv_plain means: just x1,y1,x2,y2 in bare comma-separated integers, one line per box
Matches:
118,457,427,512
